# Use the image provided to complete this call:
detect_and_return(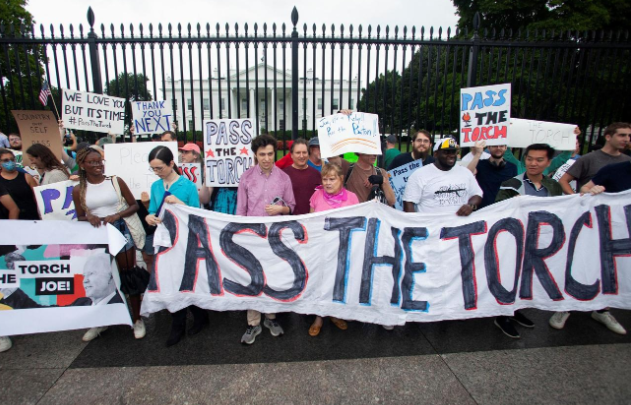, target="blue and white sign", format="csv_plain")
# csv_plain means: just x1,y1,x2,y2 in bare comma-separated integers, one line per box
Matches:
132,100,173,135
387,160,423,210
